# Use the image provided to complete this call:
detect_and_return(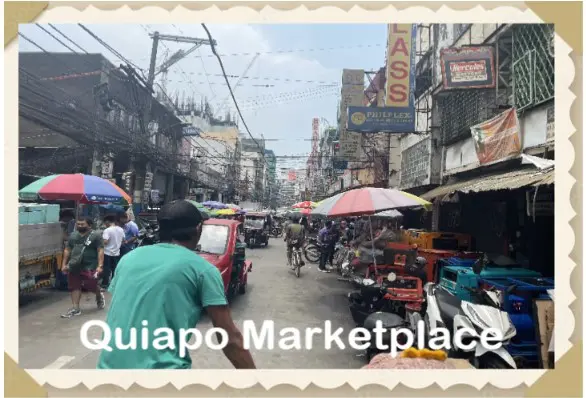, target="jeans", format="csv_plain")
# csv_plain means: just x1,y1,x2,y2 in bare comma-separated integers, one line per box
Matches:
319,245,335,270
120,245,133,257
102,254,120,286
